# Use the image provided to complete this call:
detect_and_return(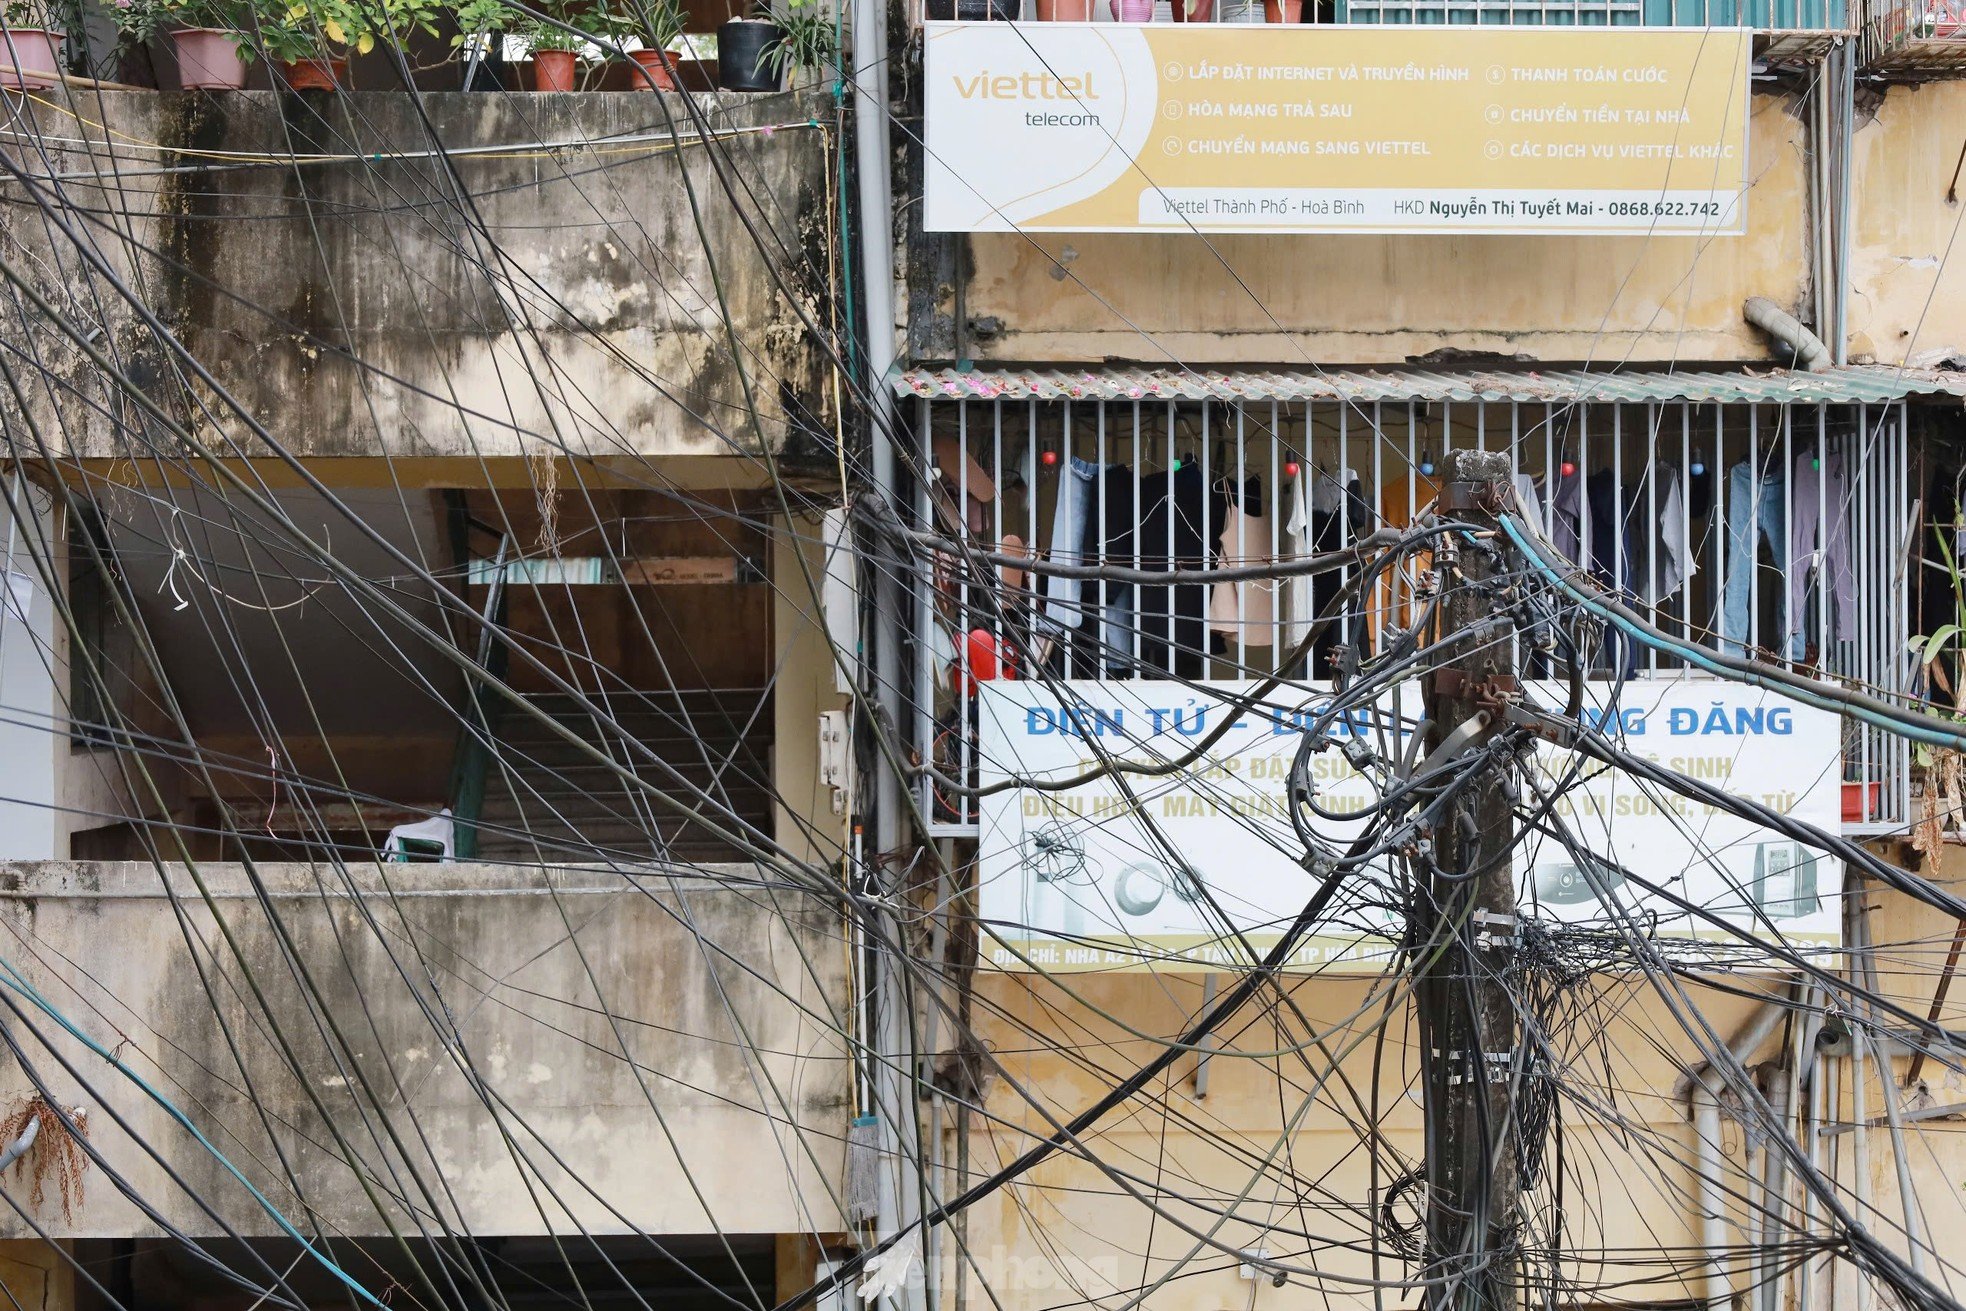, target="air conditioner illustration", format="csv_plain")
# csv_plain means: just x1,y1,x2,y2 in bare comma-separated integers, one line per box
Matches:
1747,840,1821,919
